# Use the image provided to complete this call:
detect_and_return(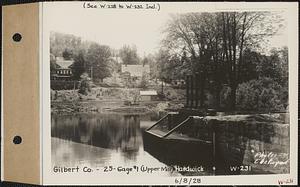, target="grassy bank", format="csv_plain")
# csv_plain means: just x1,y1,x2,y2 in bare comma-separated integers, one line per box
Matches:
51,86,185,115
